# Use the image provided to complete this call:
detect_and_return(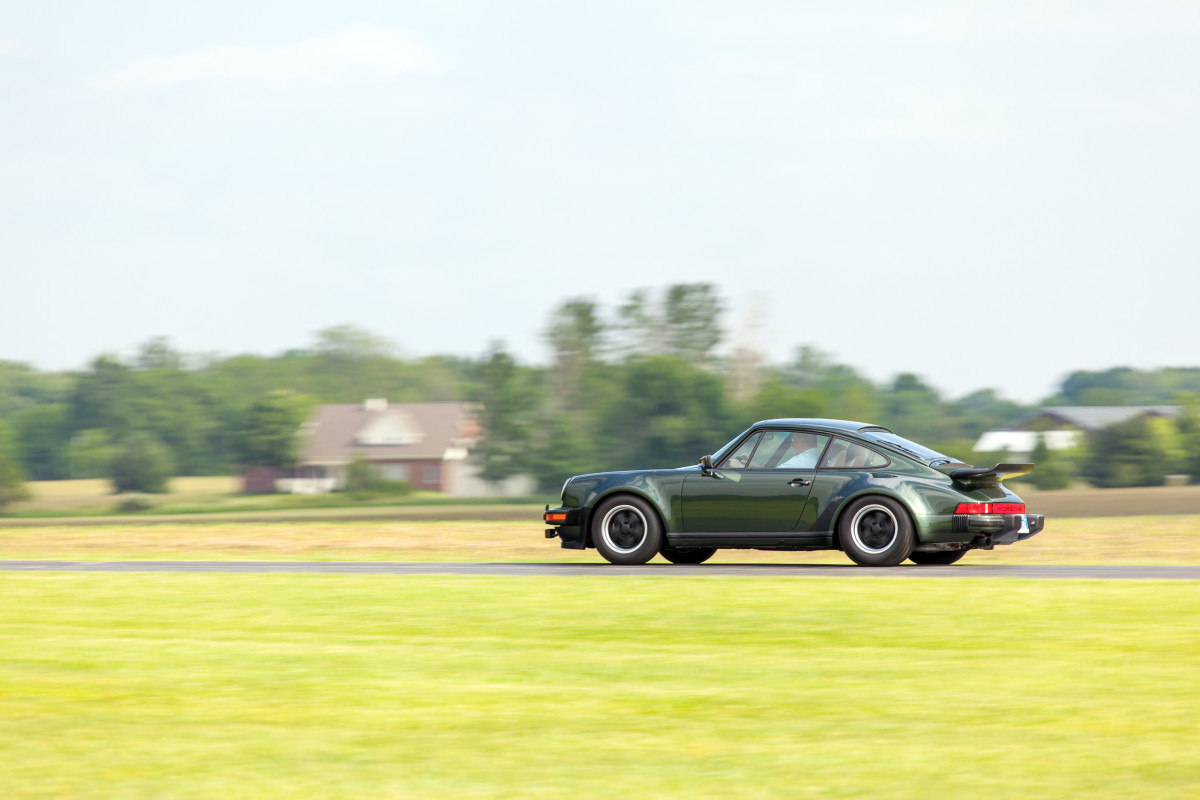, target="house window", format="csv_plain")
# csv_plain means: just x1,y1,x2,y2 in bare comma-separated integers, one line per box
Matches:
378,463,410,482
422,464,441,486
